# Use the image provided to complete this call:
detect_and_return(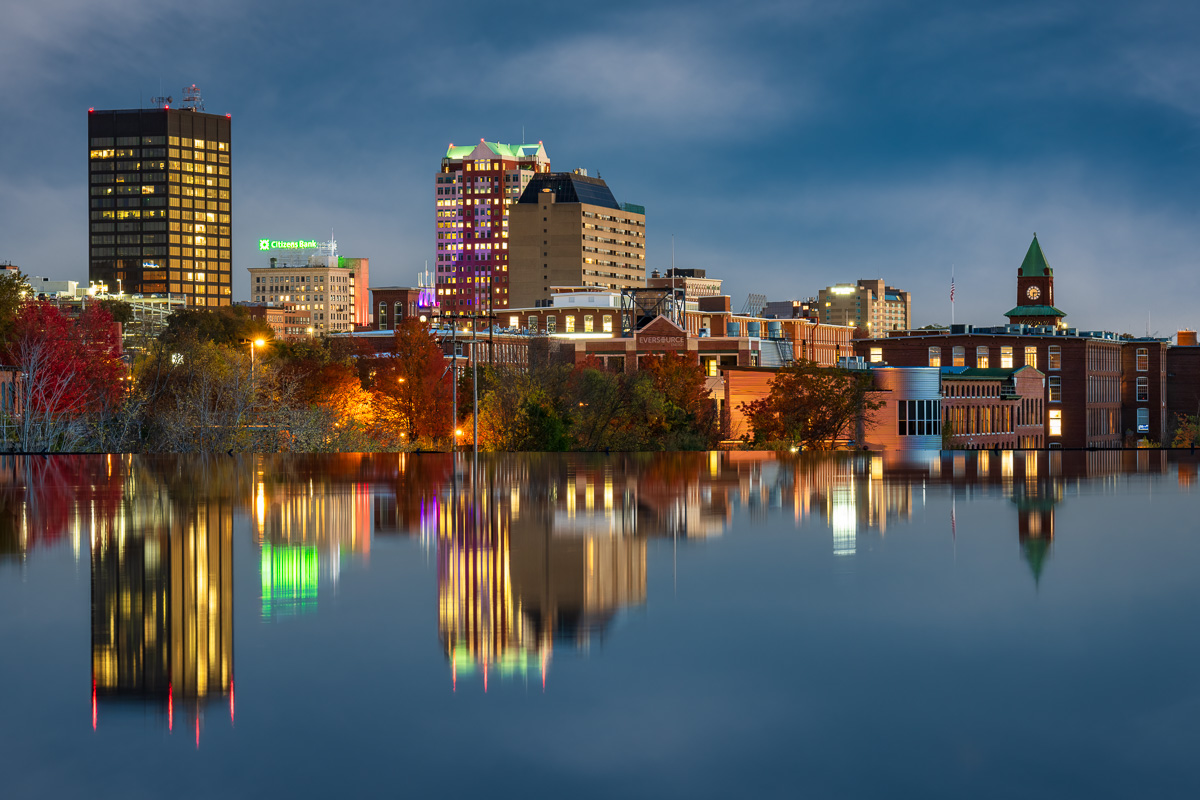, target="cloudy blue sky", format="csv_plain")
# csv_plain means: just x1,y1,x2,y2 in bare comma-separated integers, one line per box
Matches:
2,0,1199,334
